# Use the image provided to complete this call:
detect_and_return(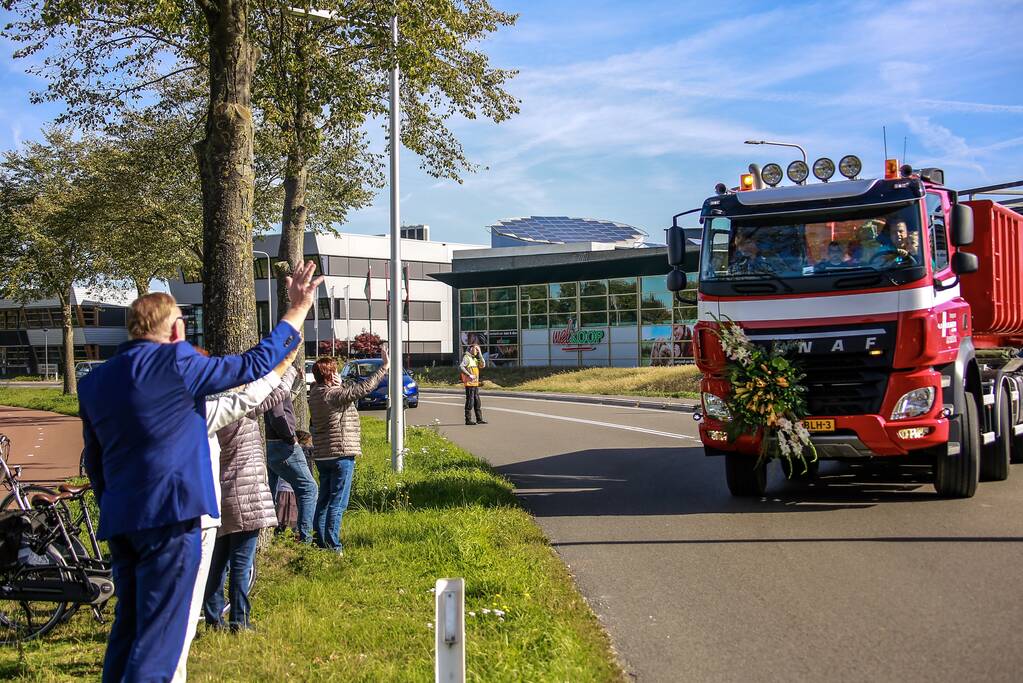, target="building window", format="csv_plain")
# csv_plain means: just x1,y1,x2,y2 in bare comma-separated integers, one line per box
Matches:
97,307,126,327
549,282,578,298
580,280,607,296
609,277,637,294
